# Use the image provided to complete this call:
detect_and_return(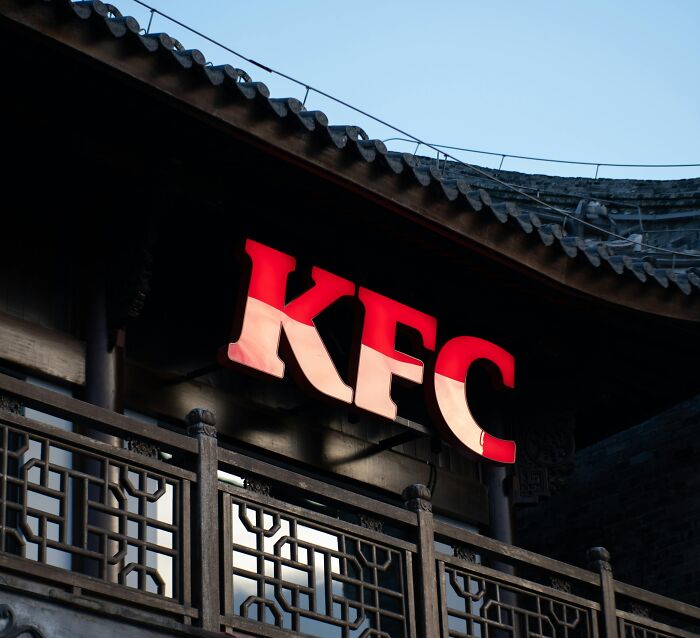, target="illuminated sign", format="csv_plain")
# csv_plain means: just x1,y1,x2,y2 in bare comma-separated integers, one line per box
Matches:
223,239,516,463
